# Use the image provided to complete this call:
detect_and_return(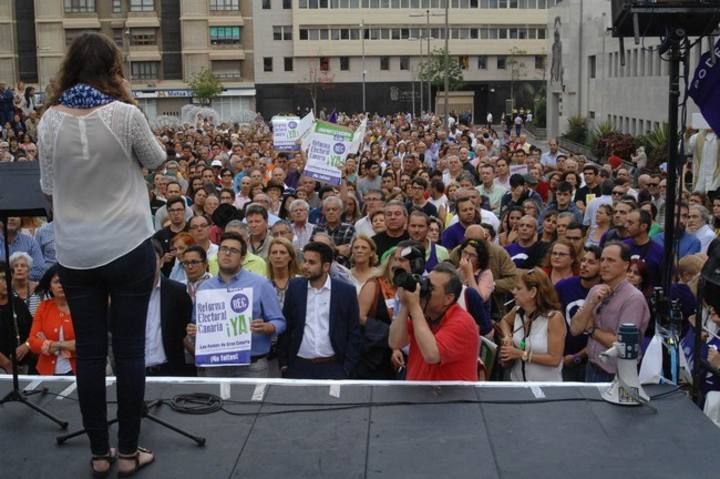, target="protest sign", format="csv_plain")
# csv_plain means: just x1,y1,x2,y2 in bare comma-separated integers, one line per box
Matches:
304,121,353,186
272,116,301,152
194,288,253,367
